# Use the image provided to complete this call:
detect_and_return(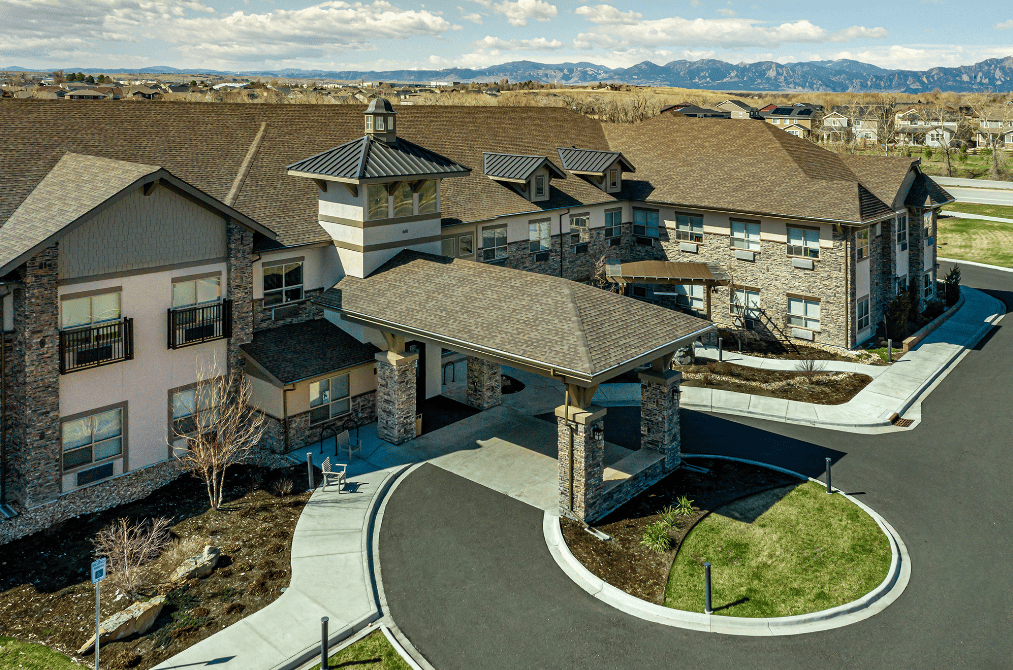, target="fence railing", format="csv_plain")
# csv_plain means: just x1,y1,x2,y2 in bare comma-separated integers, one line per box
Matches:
168,299,232,349
59,318,134,374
